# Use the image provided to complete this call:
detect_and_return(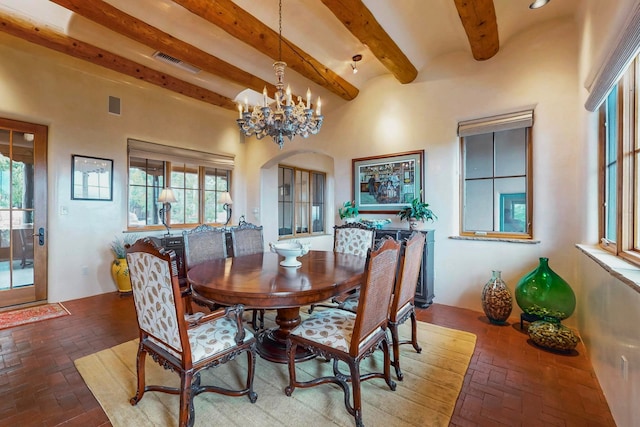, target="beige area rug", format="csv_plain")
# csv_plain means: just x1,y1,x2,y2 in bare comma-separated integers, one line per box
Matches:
75,319,476,427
